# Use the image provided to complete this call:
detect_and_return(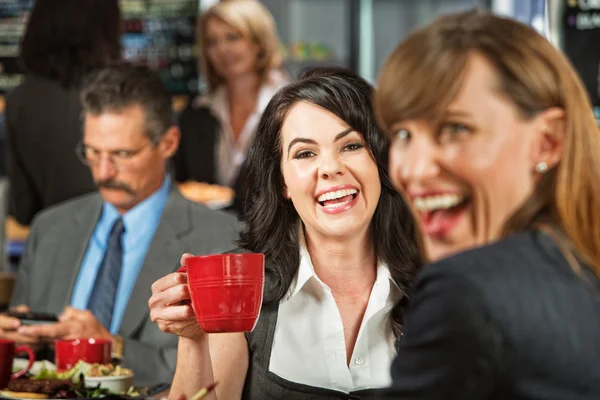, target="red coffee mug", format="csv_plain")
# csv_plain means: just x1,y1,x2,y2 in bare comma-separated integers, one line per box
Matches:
179,253,264,333
0,339,35,389
54,338,111,371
